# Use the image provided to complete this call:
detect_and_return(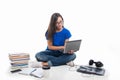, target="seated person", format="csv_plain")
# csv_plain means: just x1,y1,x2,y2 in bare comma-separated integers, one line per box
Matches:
35,13,76,68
